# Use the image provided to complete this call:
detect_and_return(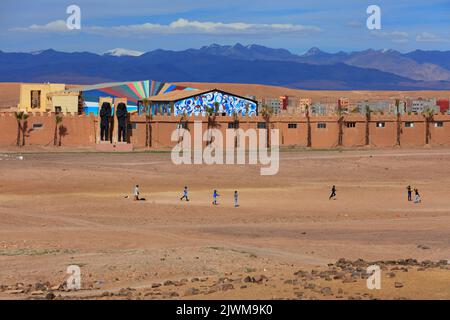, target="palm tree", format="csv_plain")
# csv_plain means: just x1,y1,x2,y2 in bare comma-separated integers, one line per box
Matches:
142,99,152,148
260,105,273,148
365,105,372,146
205,105,220,146
54,115,63,146
232,111,240,148
177,112,189,143
15,112,29,147
423,107,434,145
21,113,29,147
395,99,402,146
337,103,344,147
58,125,67,146
305,104,312,148
14,112,24,147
